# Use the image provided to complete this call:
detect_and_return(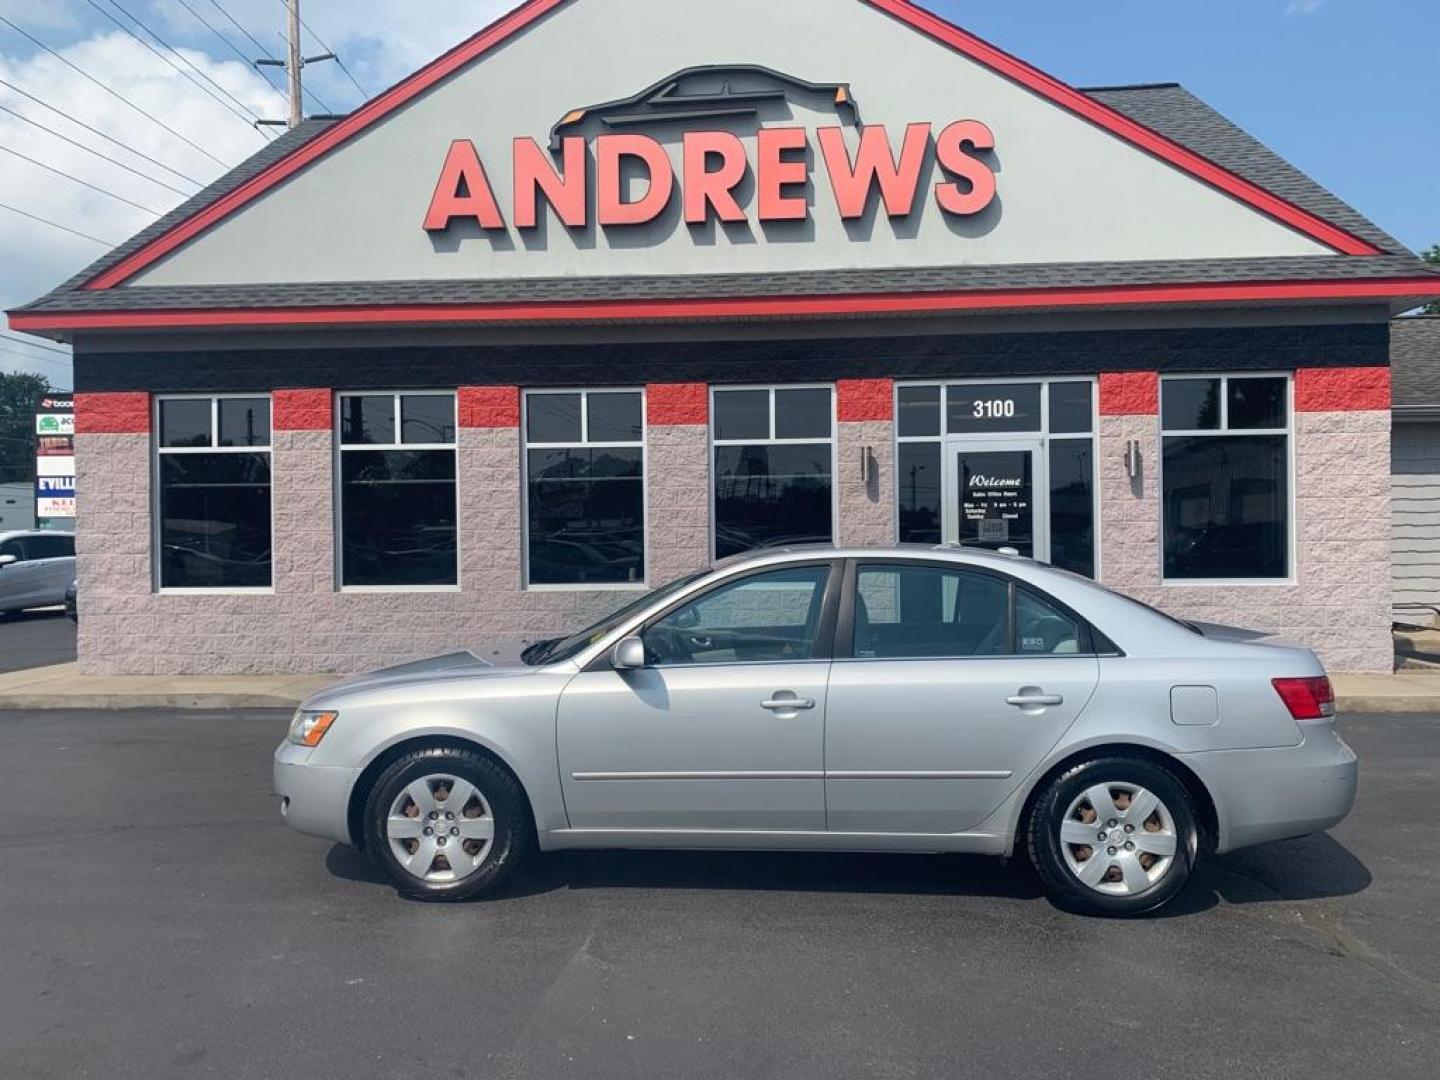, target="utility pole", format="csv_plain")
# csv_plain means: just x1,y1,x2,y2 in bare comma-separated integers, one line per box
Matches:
285,0,303,129
255,0,338,130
